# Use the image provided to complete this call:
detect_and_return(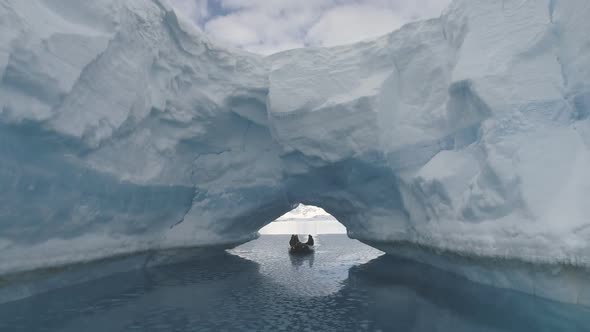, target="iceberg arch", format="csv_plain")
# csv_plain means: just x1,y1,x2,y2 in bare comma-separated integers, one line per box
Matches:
1,0,590,302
